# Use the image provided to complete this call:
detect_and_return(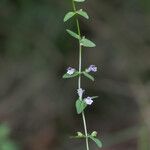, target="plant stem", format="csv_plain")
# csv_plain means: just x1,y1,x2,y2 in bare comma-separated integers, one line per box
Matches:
82,111,90,150
72,1,90,150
